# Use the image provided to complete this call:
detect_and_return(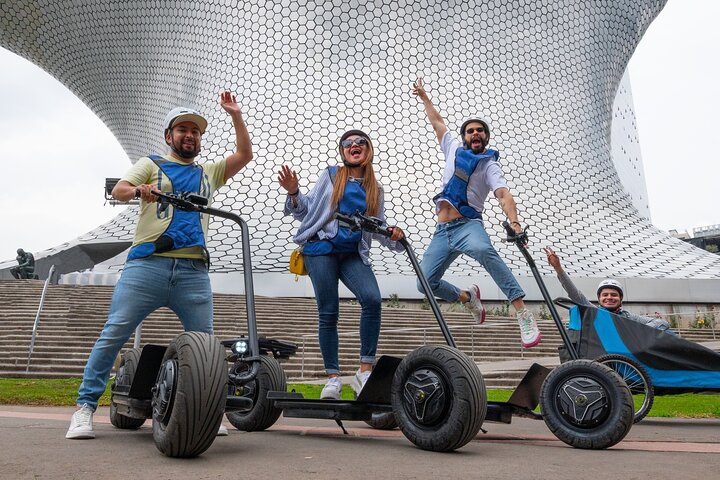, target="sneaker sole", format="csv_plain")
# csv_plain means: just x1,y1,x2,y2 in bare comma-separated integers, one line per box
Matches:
65,431,95,439
521,333,542,349
470,285,486,325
